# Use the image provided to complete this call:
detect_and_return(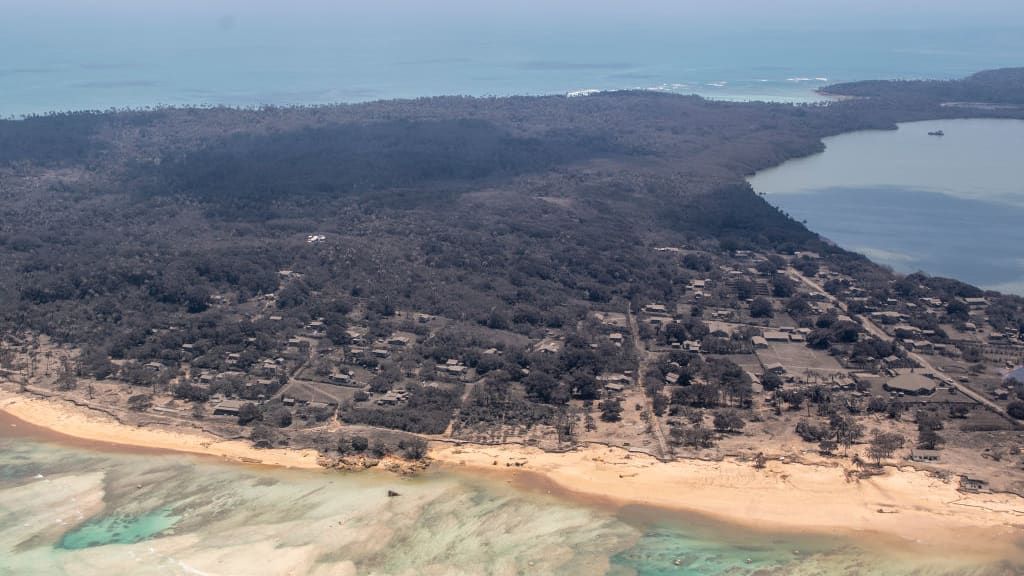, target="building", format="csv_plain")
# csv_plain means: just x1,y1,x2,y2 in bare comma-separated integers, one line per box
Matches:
377,389,409,405
908,449,941,462
388,335,411,348
213,400,244,417
959,475,988,492
763,331,789,342
598,372,632,386
643,303,670,316
534,340,561,355
764,362,785,375
751,336,768,349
